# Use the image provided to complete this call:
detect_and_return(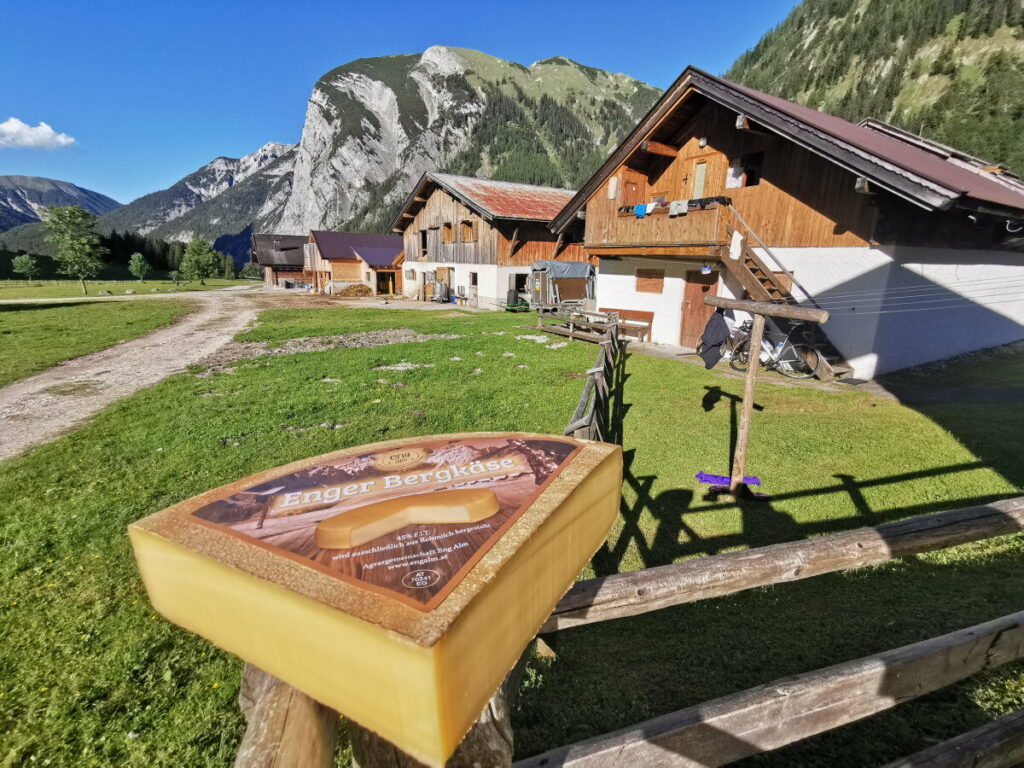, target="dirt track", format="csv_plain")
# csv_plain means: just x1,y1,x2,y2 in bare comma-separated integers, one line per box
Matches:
0,291,261,462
